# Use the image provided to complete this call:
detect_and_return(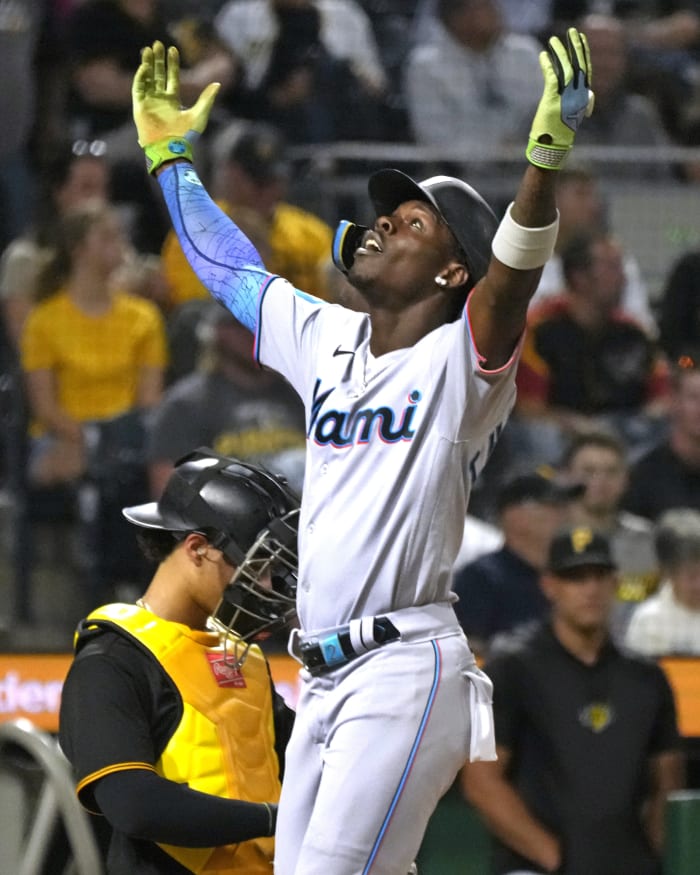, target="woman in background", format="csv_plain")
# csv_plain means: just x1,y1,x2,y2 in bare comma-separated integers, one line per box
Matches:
20,200,168,603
